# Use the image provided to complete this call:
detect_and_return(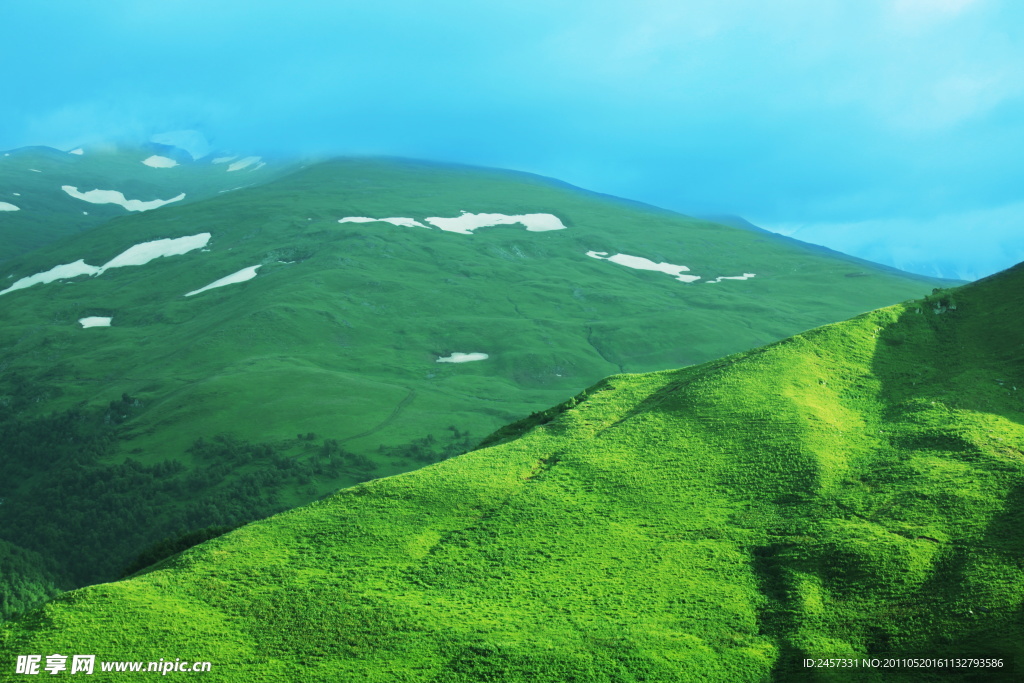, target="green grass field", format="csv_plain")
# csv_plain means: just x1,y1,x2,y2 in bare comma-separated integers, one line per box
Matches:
0,145,297,262
0,155,957,624
1,255,1018,679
